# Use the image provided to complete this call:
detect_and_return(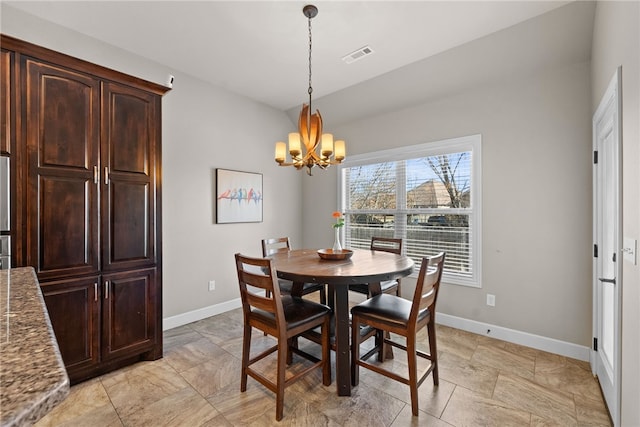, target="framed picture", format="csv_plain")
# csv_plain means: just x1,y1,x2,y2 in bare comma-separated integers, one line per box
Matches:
216,168,263,223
